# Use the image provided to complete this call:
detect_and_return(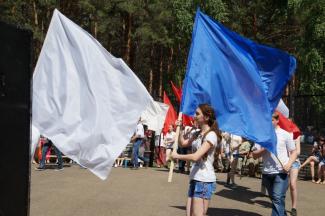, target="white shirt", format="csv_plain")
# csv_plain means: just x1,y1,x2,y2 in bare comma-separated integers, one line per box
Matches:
155,133,165,147
256,127,295,174
165,131,176,148
135,123,144,138
230,134,242,155
221,138,230,154
189,131,219,182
